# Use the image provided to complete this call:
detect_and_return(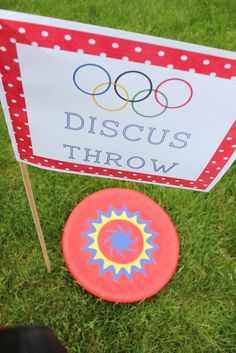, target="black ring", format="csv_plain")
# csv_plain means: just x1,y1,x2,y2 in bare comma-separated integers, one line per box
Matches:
114,70,153,103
